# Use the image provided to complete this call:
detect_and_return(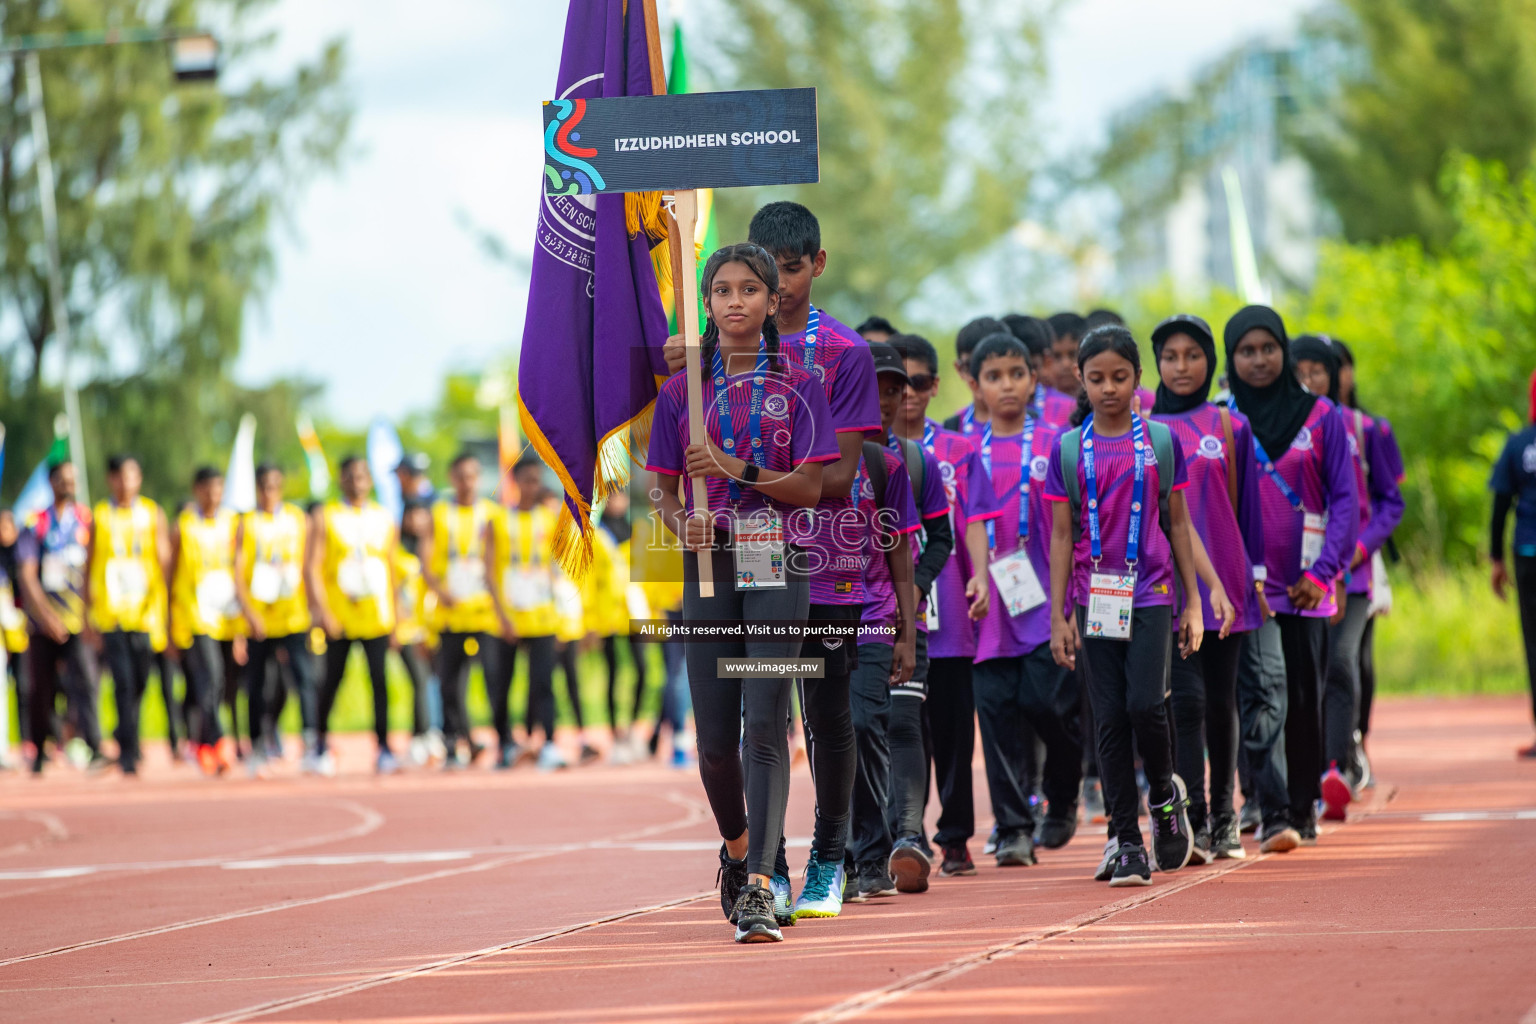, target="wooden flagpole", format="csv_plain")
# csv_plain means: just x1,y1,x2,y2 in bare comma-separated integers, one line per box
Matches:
642,0,714,596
